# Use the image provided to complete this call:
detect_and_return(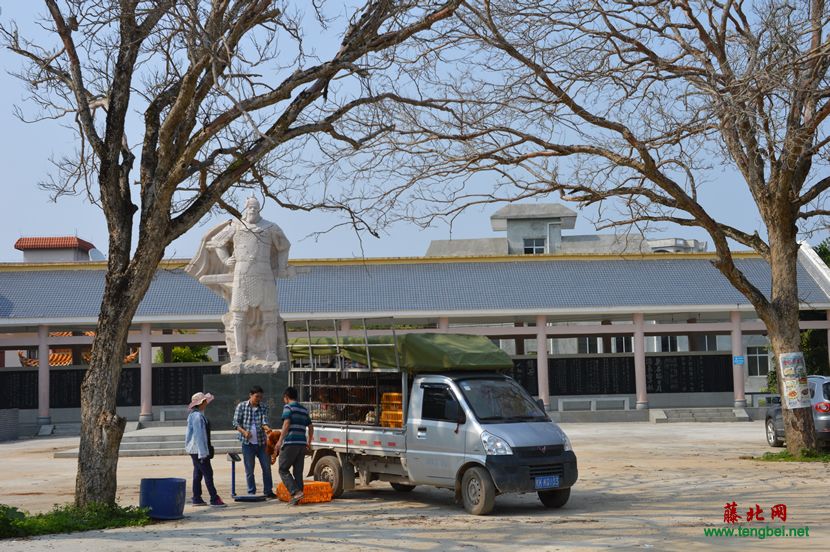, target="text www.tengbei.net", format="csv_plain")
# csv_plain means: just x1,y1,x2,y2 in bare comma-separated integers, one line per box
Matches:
703,525,810,539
